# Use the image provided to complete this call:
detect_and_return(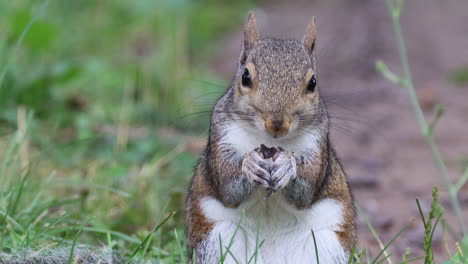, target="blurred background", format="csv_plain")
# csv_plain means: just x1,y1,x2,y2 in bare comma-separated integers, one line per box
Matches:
0,0,467,262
